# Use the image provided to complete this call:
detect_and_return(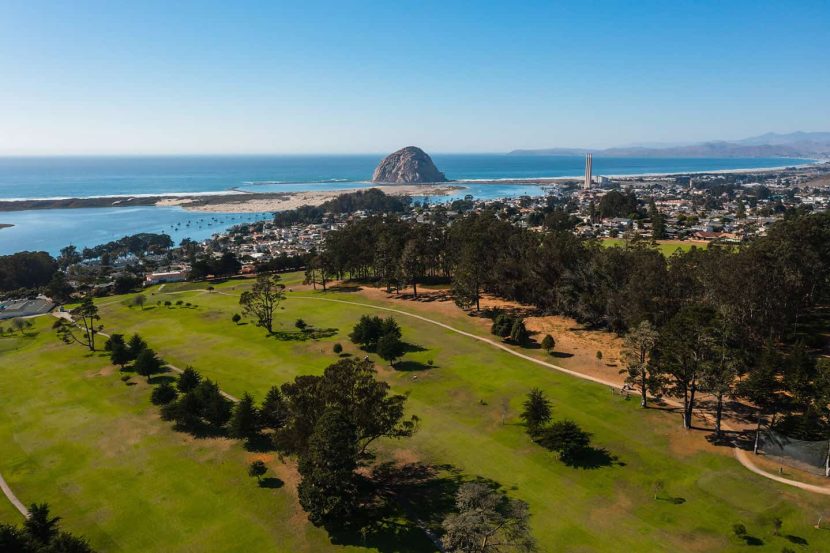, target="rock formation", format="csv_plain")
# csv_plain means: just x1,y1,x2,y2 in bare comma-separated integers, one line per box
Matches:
371,146,447,184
